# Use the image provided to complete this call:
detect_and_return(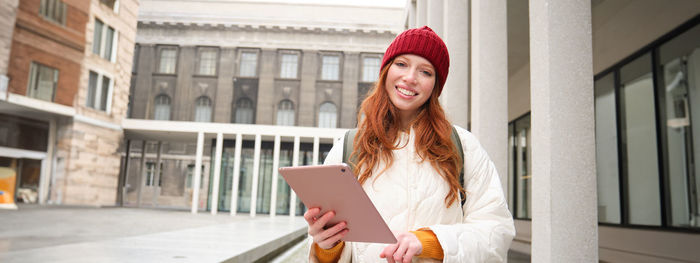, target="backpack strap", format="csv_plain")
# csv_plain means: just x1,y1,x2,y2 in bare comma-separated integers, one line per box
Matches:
342,128,358,172
450,126,466,207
